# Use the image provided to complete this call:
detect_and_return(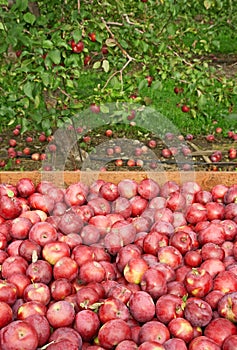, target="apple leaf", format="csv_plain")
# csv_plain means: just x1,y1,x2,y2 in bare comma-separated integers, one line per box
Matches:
204,0,213,10
102,60,110,73
93,61,101,69
23,13,36,25
100,105,110,113
105,38,117,47
47,50,61,65
42,40,54,49
73,29,82,43
23,82,33,99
